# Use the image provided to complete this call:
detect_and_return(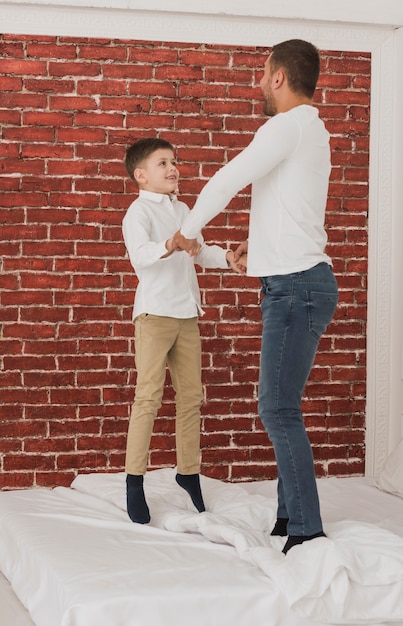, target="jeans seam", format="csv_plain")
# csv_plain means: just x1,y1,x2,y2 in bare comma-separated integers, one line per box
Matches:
273,279,304,531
